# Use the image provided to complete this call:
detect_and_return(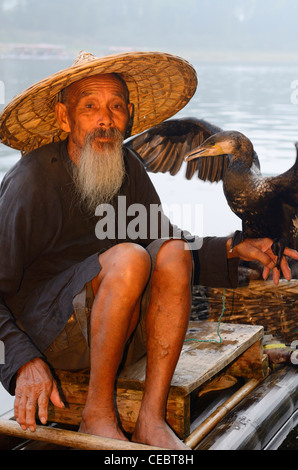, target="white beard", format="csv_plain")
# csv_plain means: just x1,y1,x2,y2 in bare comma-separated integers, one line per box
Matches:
73,128,126,213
